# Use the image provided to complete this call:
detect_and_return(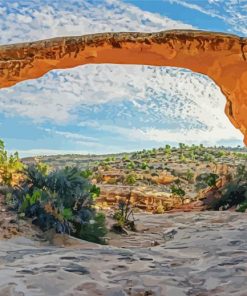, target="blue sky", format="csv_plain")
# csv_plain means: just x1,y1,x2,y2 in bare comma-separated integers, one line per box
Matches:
124,0,231,33
0,0,246,156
